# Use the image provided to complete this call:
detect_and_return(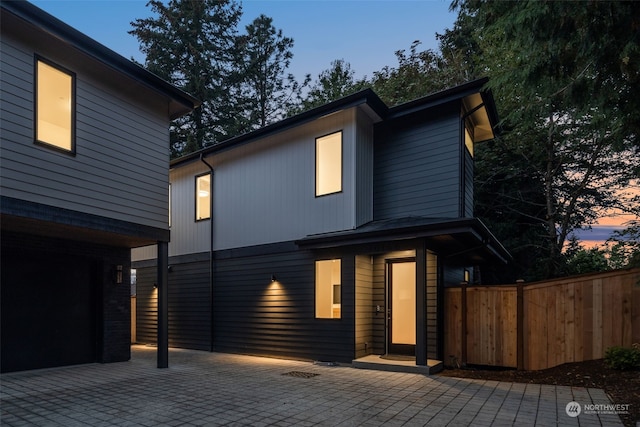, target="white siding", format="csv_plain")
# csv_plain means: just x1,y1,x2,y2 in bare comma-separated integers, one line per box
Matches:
1,28,170,230
142,108,364,259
